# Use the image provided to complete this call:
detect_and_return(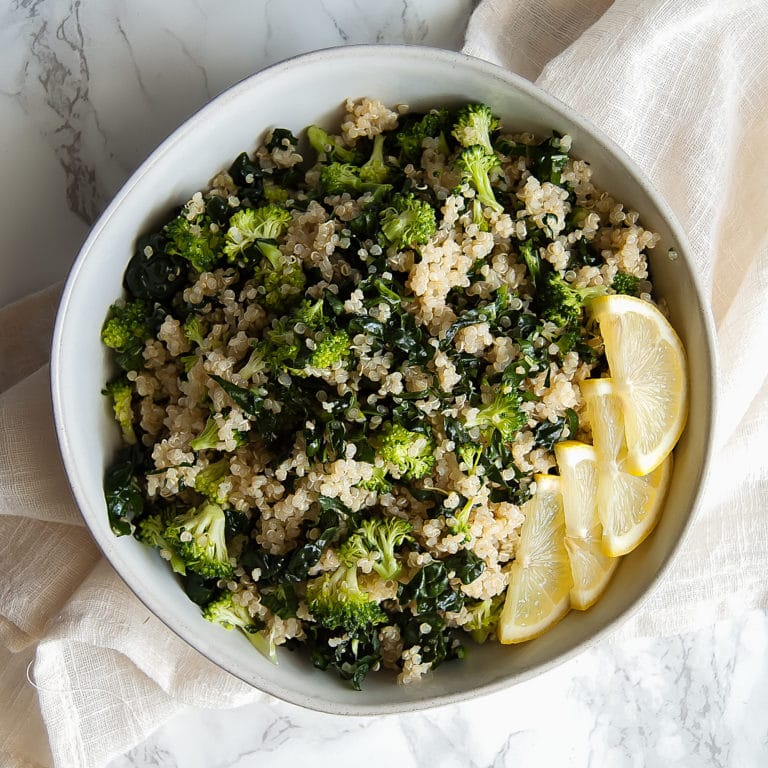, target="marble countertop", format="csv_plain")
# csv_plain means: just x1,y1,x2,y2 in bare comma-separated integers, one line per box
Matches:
3,1,766,765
